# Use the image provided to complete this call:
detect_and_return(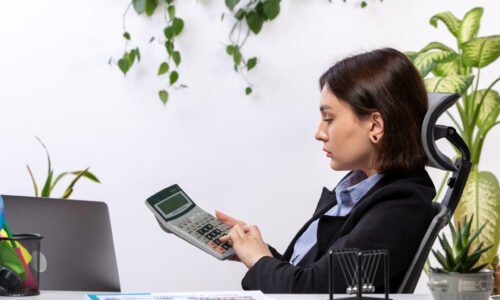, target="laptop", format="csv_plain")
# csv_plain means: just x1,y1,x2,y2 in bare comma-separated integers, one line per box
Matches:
1,195,121,292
